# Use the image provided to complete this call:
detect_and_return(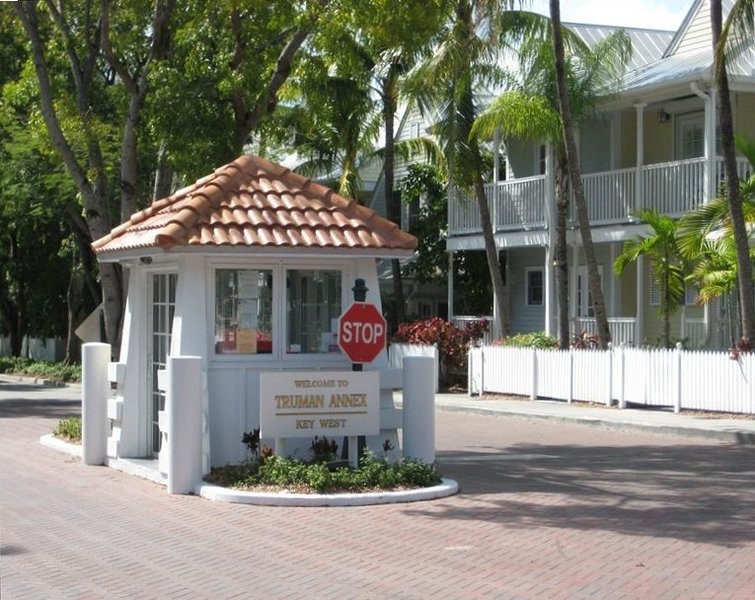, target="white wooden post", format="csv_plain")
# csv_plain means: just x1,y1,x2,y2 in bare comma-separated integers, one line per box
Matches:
402,356,435,464
530,347,537,401
166,355,203,495
82,342,110,466
568,347,574,404
673,342,683,413
618,345,627,409
606,344,613,406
